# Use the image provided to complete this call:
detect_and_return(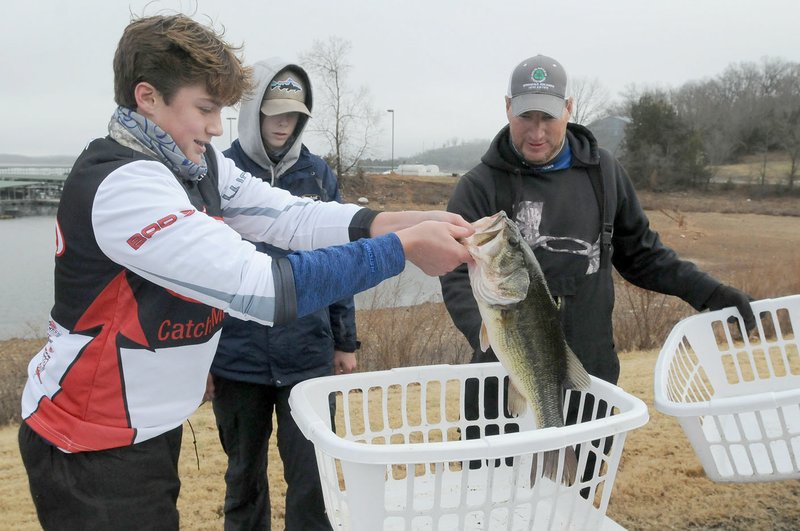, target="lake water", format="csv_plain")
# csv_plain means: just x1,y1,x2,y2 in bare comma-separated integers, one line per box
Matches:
0,216,56,340
0,216,442,341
